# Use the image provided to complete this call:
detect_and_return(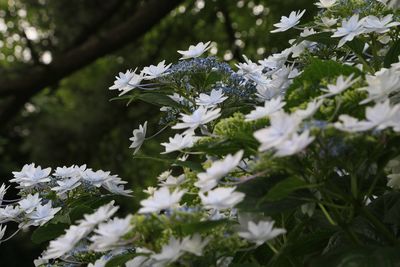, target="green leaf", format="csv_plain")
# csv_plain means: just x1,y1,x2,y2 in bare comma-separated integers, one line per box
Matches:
105,252,136,267
286,59,361,108
31,223,69,244
295,32,336,46
263,177,313,202
178,220,228,235
346,38,366,58
172,160,204,172
69,205,93,223
384,39,400,68
310,245,400,267
237,175,307,214
368,192,400,226
138,93,181,108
